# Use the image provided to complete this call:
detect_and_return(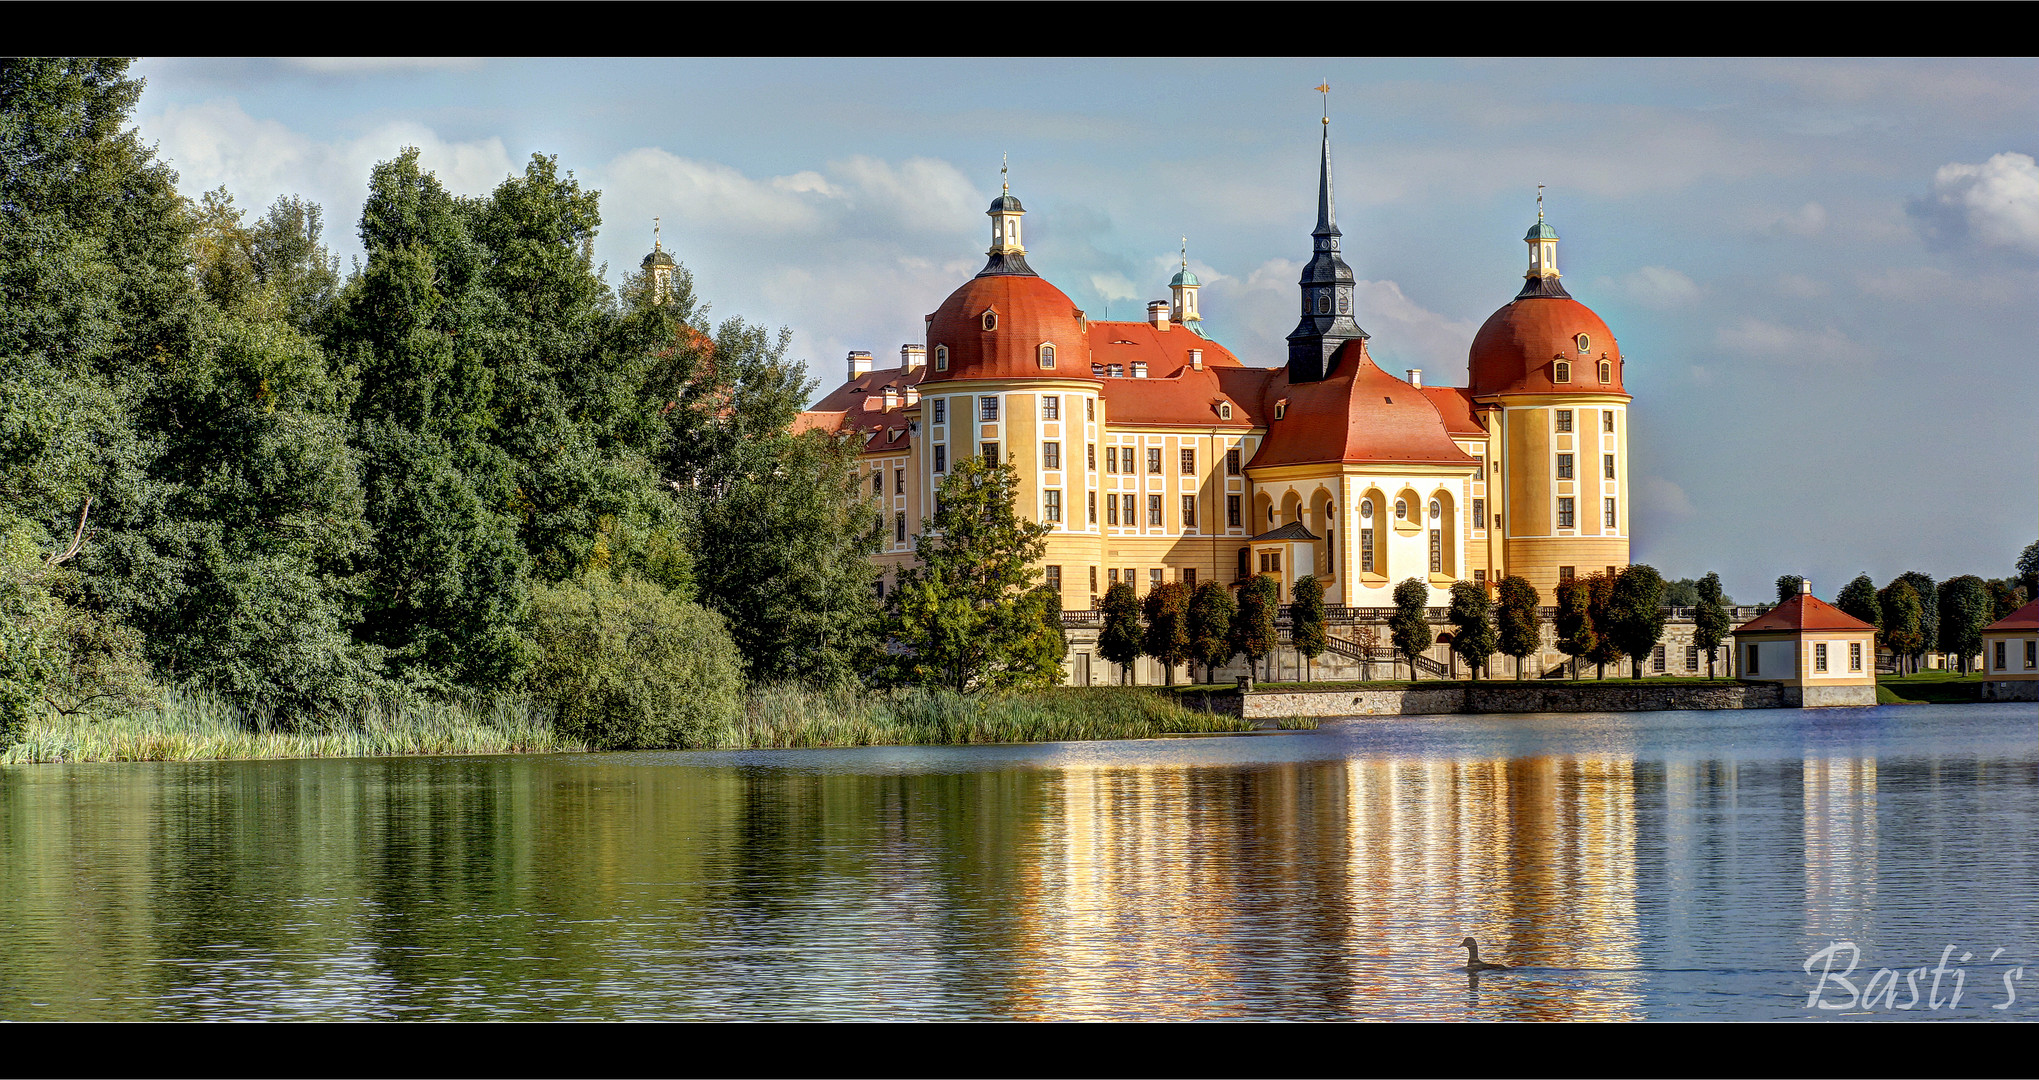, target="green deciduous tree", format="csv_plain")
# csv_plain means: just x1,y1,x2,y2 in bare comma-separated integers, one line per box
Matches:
1935,575,1990,675
884,454,1057,693
1290,574,1327,681
1098,579,1142,685
1448,580,1497,680
529,573,743,749
1495,575,1541,680
1775,574,1806,604
1893,571,1938,673
1390,577,1433,682
1554,578,1595,680
1835,574,1882,632
1662,578,1702,608
1141,581,1192,686
1693,572,1732,679
1187,580,1236,683
1607,565,1668,680
2018,540,2039,602
1231,575,1279,681
1877,580,1924,671
1585,573,1623,678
